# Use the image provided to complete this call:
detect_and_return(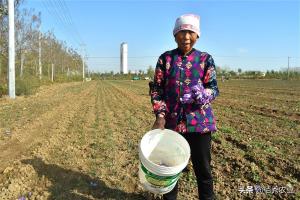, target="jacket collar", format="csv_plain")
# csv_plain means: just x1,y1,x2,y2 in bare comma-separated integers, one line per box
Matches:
176,48,195,57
